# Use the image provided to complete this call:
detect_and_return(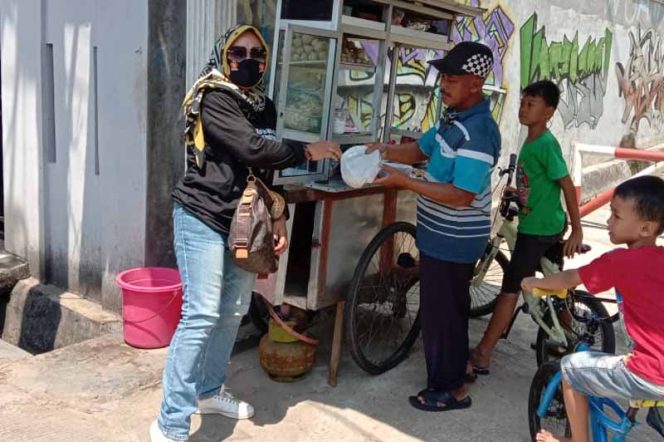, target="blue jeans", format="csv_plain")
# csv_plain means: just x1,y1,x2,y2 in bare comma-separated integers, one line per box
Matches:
158,204,255,440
